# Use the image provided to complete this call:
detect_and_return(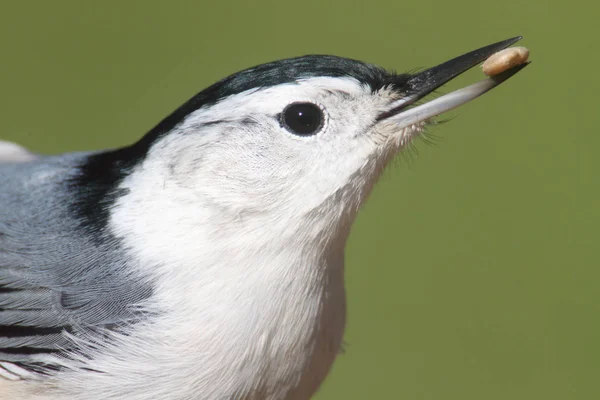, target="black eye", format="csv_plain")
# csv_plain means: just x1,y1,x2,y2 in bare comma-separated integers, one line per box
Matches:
280,102,324,136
